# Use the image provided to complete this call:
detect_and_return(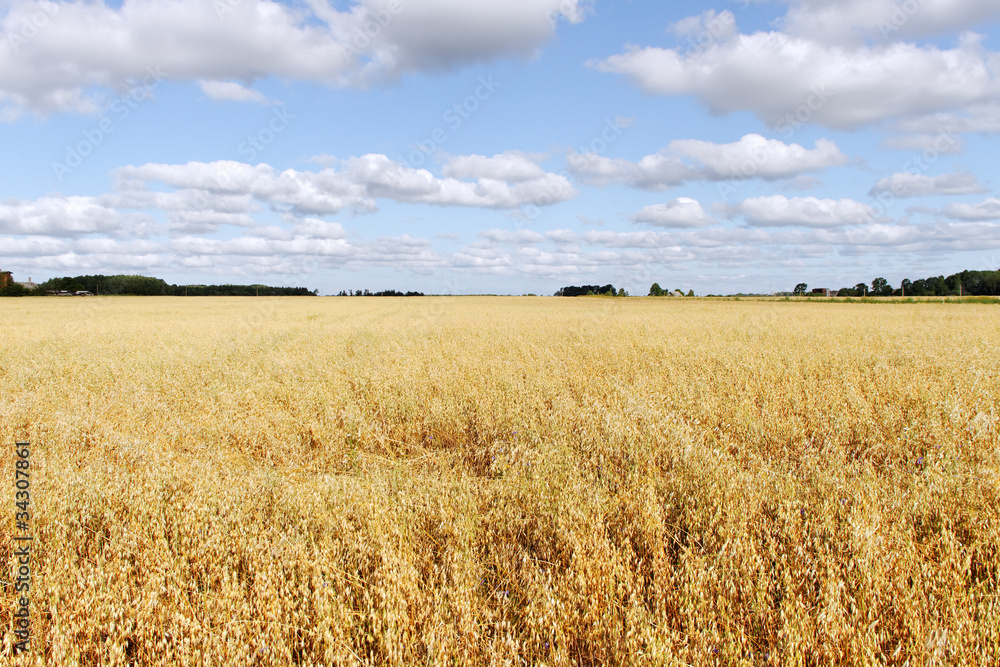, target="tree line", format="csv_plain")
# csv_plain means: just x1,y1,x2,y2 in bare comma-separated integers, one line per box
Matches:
648,283,695,297
334,289,425,296
0,274,316,296
554,284,627,297
795,268,1000,297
